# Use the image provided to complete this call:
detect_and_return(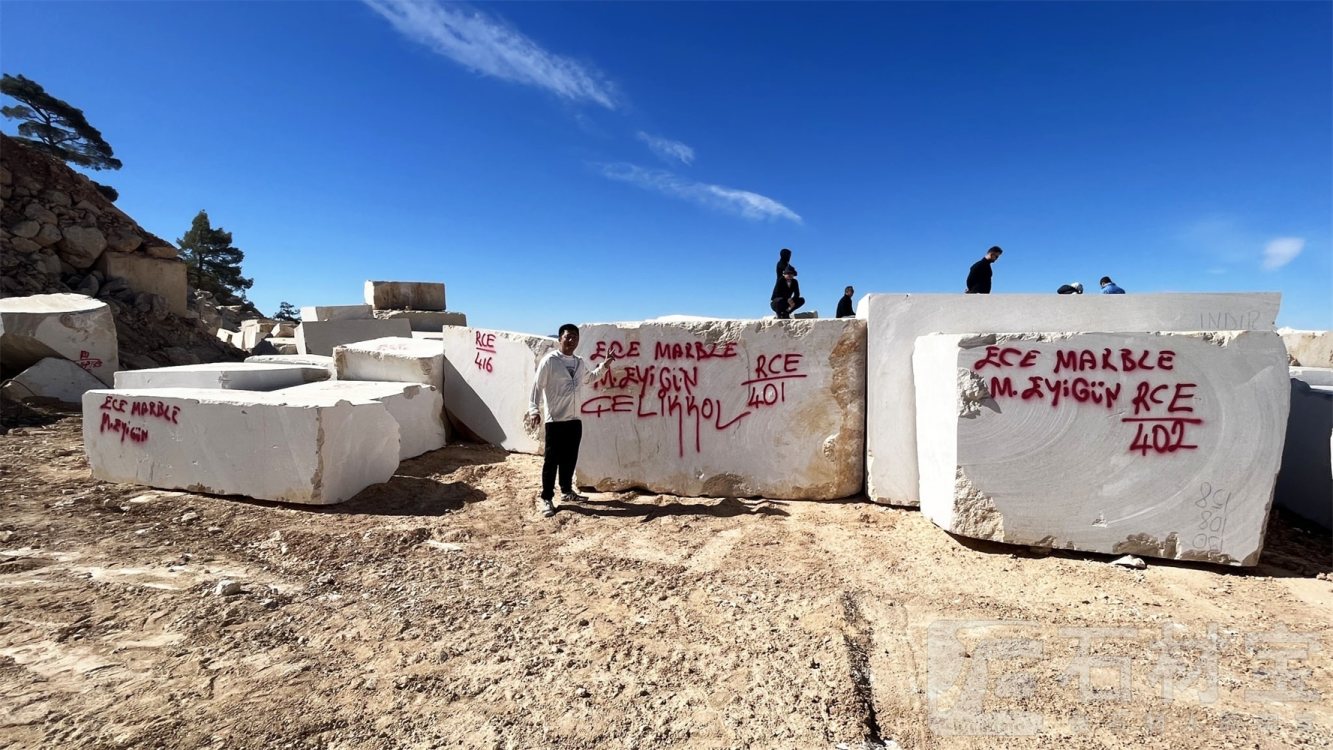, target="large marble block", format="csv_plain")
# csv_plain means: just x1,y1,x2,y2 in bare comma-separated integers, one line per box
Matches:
0,293,119,385
1290,367,1333,387
0,357,106,404
114,363,329,391
364,281,445,311
371,309,467,331
865,292,1281,506
439,327,556,454
245,353,335,373
97,252,188,315
278,380,446,460
82,388,400,505
301,304,373,322
295,319,411,356
1280,329,1333,368
573,320,866,500
333,336,445,391
1275,379,1332,529
914,331,1289,565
